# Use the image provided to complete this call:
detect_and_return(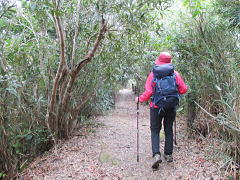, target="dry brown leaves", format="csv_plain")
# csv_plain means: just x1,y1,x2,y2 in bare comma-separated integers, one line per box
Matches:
20,89,228,180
